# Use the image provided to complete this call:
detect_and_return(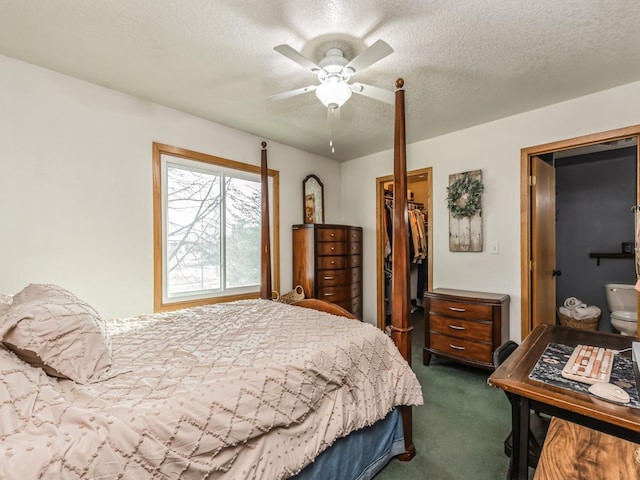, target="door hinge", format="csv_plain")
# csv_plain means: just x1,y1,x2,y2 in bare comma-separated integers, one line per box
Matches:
529,175,536,187
530,260,535,271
